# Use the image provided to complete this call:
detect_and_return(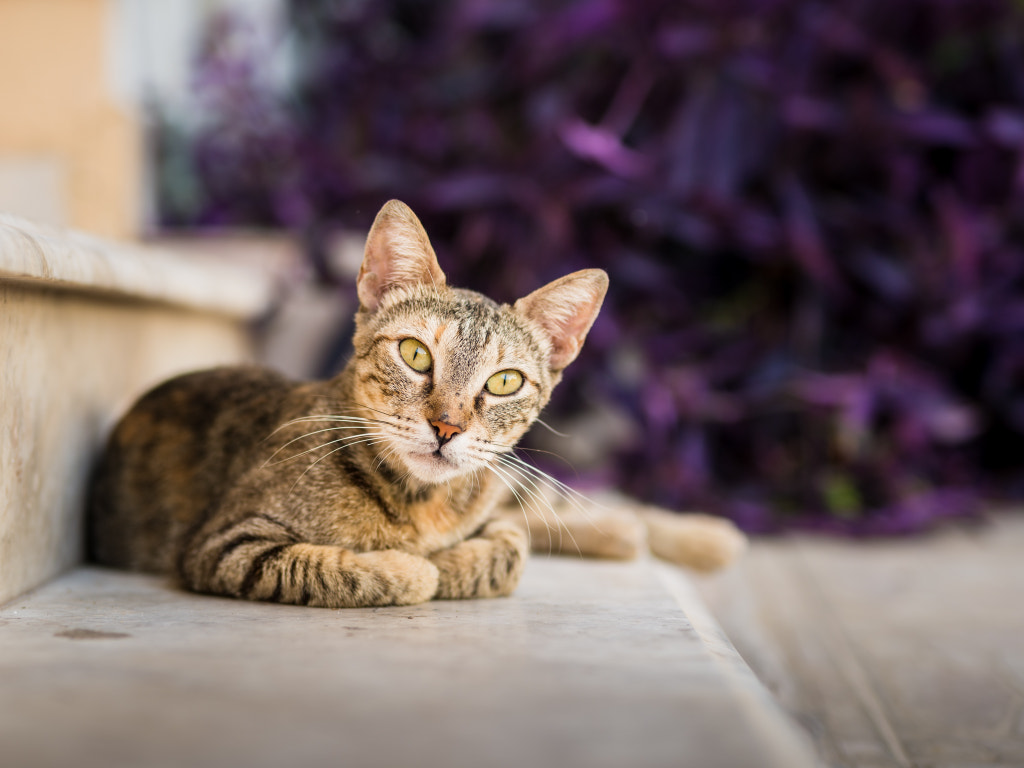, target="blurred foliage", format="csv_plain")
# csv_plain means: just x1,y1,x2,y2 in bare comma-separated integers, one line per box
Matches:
155,0,1024,533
